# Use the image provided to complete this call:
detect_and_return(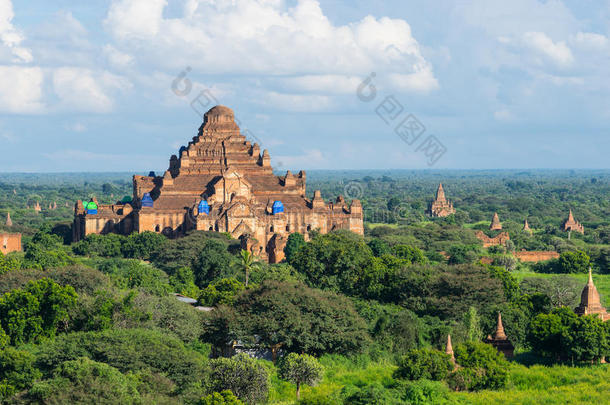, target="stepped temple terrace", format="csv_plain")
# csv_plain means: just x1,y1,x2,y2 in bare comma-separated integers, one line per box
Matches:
73,105,364,262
